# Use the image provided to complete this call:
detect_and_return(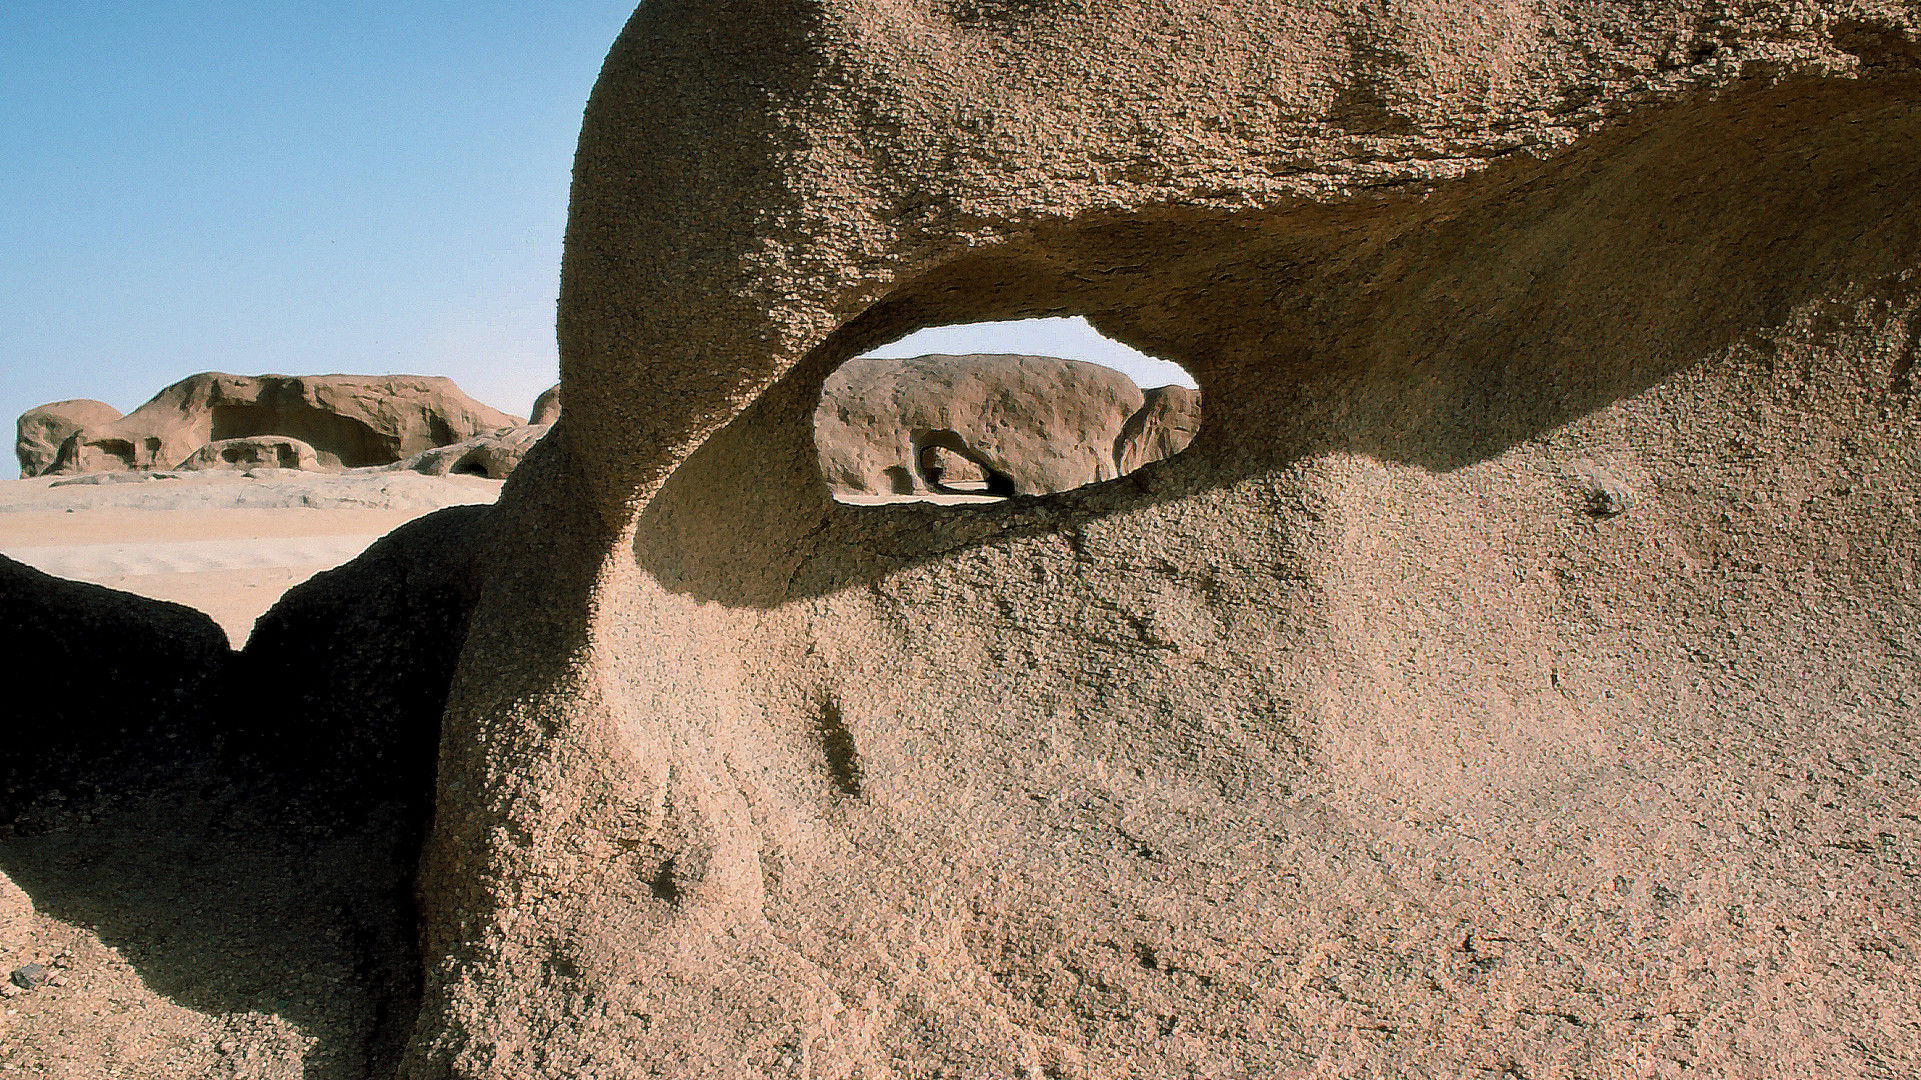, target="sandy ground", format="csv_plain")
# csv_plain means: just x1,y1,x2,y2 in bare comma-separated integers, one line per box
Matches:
0,471,501,646
1,470,492,1078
